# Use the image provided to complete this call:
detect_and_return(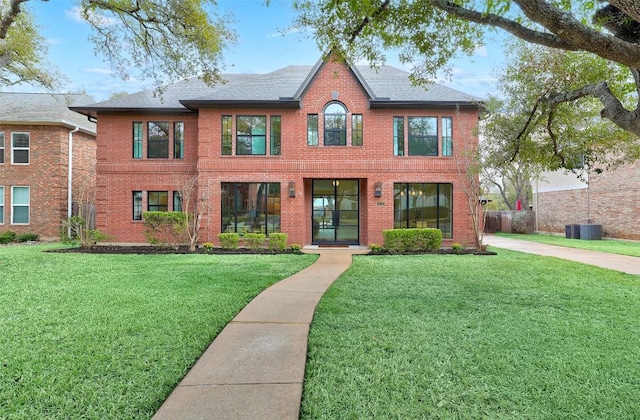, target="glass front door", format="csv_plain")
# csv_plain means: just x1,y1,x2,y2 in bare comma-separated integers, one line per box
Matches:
312,179,359,244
